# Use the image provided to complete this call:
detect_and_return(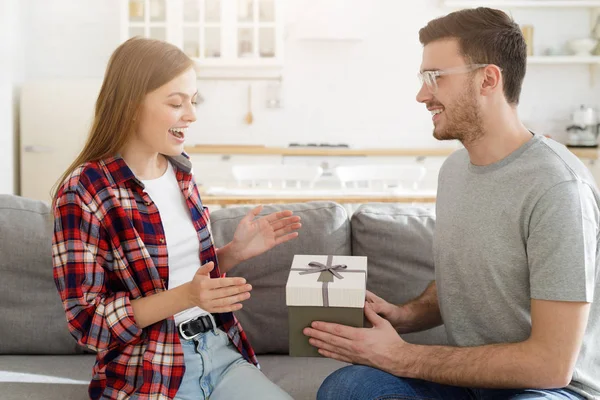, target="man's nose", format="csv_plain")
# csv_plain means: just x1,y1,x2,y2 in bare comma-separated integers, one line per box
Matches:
416,83,432,104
